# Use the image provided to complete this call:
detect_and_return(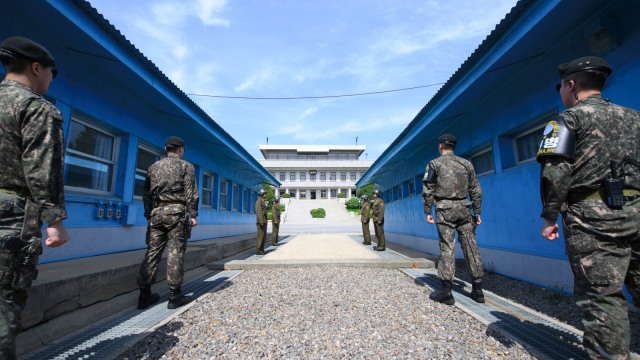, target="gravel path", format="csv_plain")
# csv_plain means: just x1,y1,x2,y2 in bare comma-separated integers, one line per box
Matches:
119,268,534,359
